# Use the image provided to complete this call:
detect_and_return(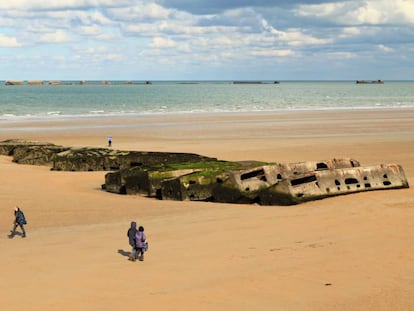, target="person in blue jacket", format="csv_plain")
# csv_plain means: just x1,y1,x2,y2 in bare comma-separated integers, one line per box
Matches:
127,221,138,261
8,206,27,238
